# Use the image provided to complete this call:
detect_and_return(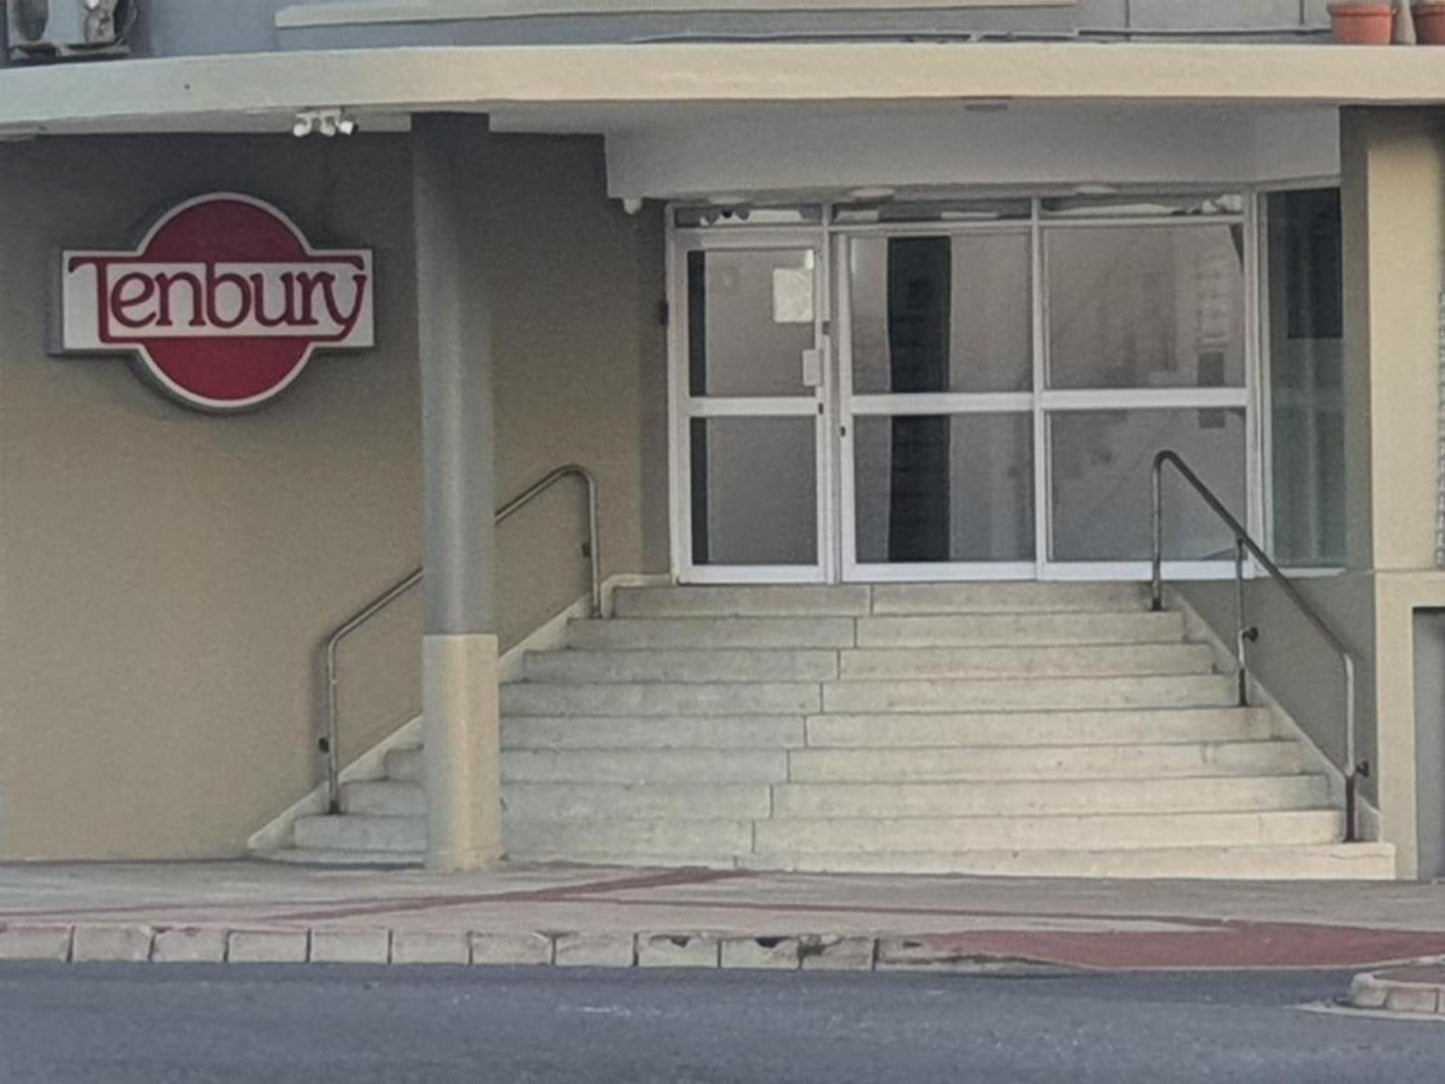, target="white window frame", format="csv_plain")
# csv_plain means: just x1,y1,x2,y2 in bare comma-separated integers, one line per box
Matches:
667,189,1282,585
